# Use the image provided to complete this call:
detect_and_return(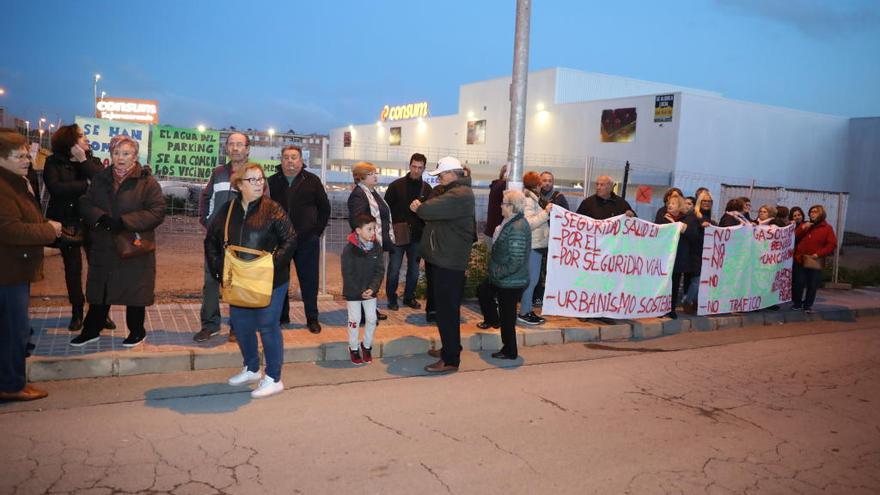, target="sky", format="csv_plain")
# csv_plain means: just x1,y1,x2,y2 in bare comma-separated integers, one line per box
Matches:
2,0,879,134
